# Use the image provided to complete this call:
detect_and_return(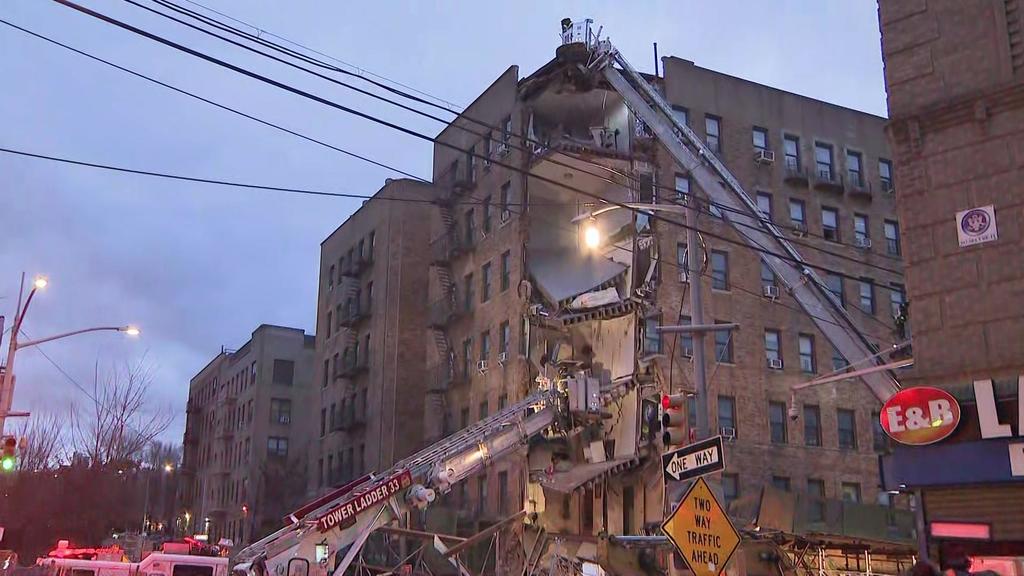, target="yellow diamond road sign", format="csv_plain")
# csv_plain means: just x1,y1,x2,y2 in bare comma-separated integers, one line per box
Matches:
661,477,741,576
